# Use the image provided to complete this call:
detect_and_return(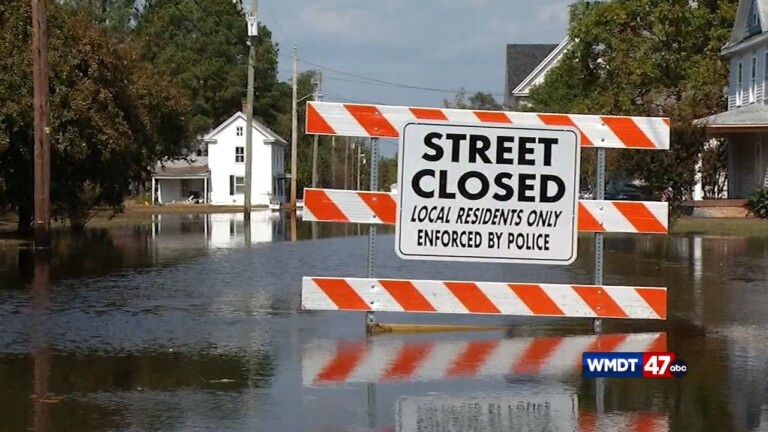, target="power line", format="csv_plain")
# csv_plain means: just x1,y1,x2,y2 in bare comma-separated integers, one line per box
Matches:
297,58,505,98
